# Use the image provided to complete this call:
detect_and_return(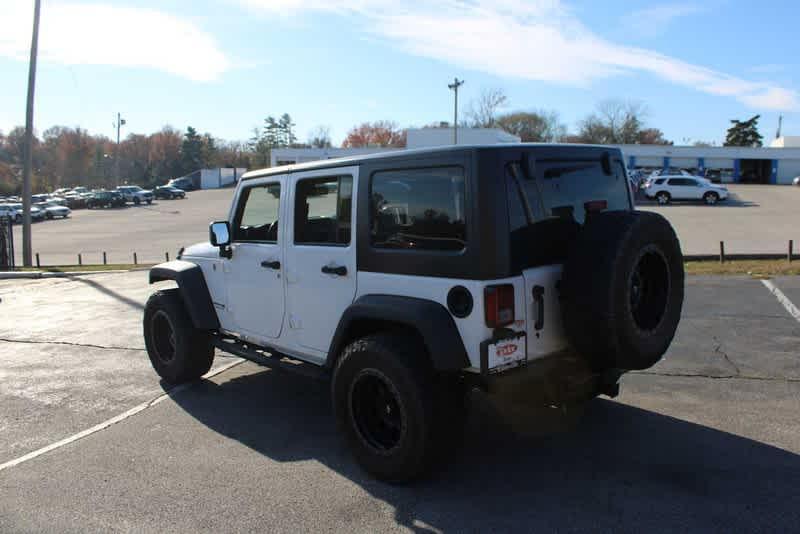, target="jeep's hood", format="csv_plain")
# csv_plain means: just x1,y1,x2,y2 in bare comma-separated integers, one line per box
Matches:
181,241,218,259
